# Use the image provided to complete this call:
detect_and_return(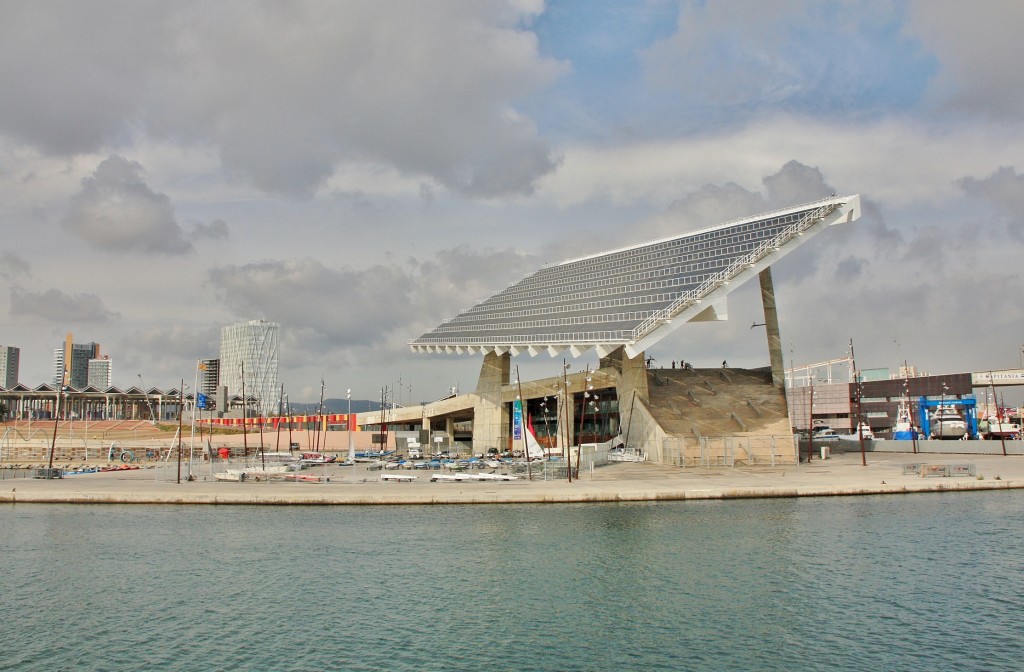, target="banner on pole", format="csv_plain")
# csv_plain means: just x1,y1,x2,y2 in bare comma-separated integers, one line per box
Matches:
513,399,523,441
